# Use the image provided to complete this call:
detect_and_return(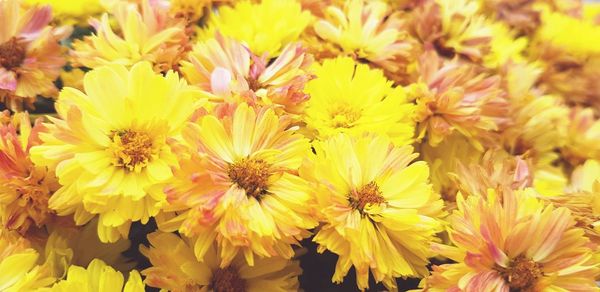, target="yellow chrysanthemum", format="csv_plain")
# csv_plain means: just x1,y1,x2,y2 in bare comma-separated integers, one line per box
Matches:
0,111,60,234
0,230,54,291
310,0,417,83
302,133,445,290
41,259,144,292
23,0,104,25
536,11,600,59
71,0,188,72
421,189,600,291
200,0,312,56
159,103,317,266
484,22,527,68
303,57,415,146
30,61,204,243
141,232,301,291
